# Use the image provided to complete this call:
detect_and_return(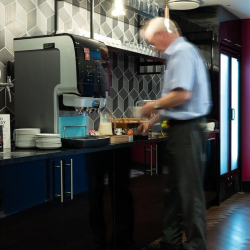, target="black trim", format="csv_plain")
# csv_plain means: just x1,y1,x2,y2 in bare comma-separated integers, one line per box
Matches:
242,181,250,193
